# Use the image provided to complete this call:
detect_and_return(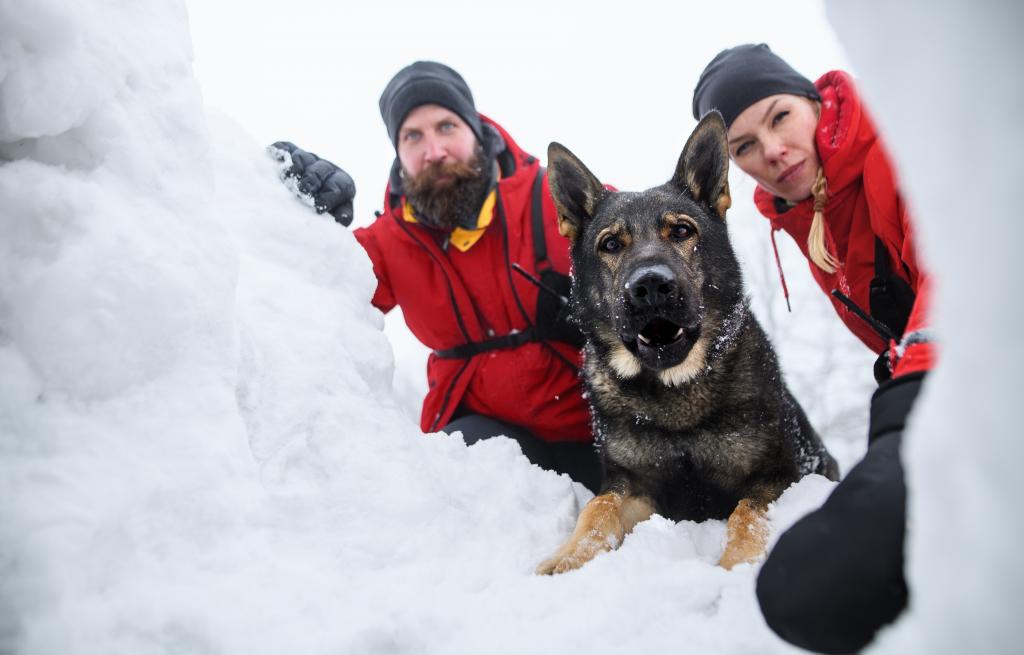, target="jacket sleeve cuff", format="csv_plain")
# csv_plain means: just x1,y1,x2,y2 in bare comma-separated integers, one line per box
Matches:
891,340,935,378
